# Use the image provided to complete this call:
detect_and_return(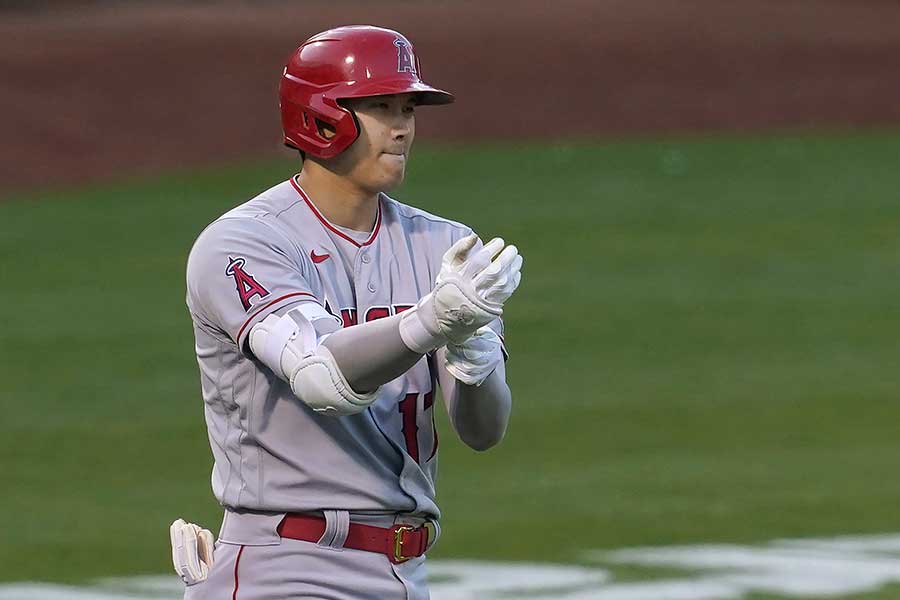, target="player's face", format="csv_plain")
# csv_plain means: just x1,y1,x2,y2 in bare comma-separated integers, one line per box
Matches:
336,93,417,193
